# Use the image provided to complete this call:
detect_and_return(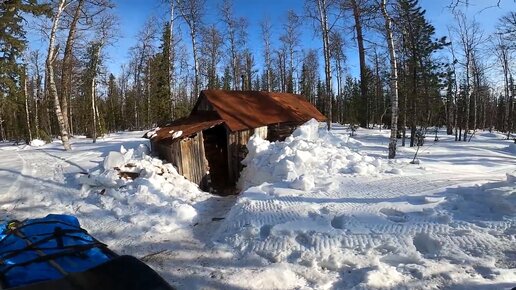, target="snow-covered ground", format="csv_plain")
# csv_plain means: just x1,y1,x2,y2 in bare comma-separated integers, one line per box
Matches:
0,124,514,290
